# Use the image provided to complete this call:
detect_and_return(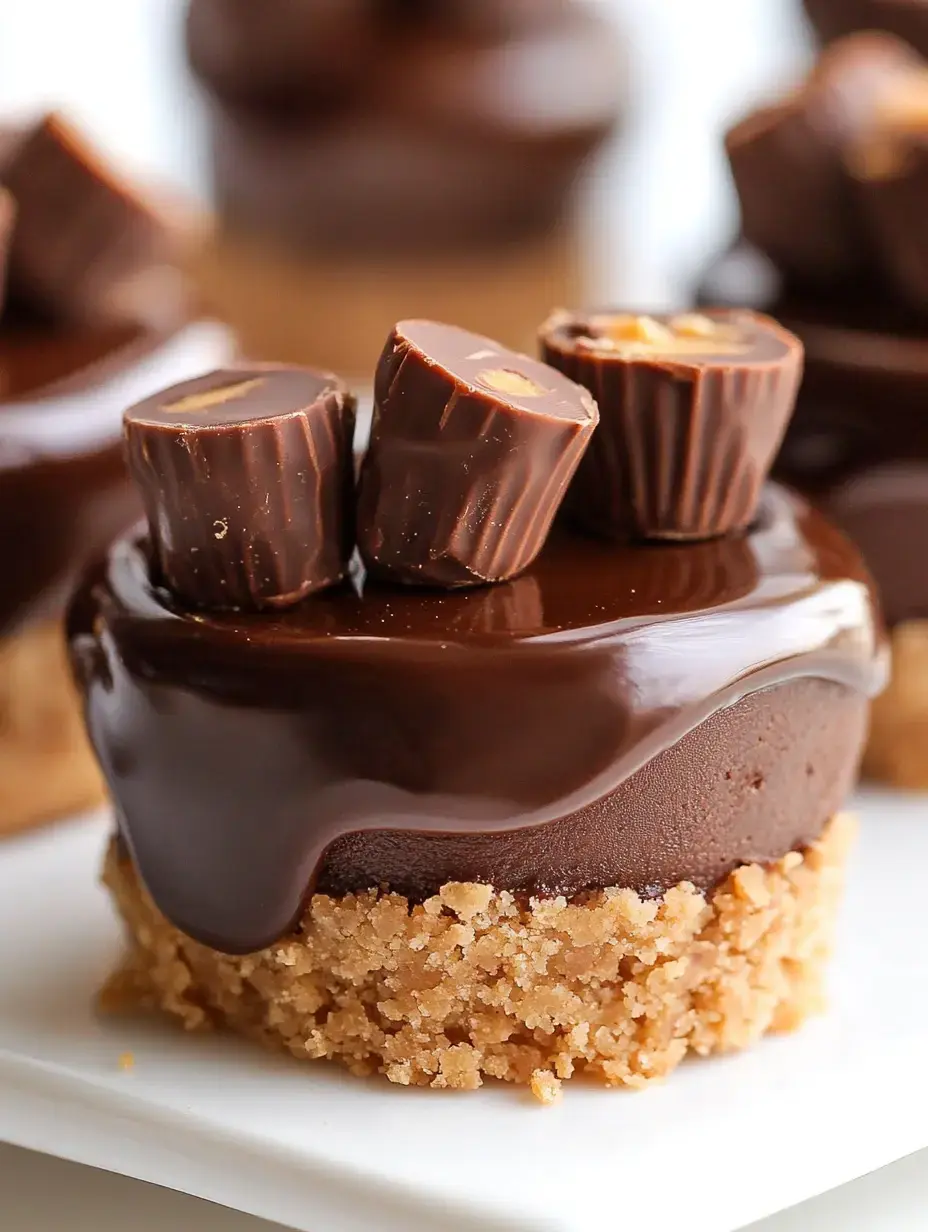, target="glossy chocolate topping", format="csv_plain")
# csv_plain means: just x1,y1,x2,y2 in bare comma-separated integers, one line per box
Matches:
69,485,885,953
700,243,928,625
